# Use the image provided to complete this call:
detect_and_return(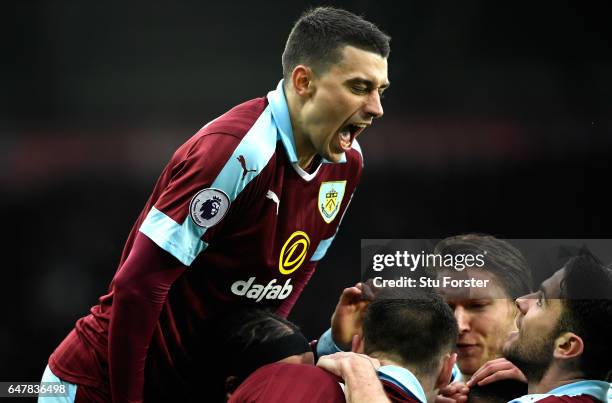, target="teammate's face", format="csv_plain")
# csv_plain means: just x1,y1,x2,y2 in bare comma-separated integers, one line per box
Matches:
301,46,389,163
503,269,564,379
440,270,518,377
